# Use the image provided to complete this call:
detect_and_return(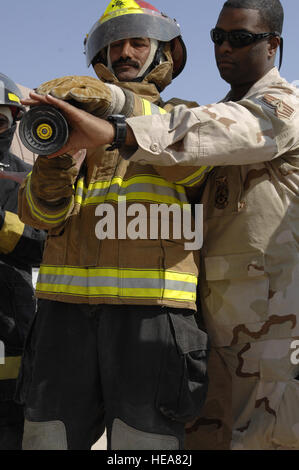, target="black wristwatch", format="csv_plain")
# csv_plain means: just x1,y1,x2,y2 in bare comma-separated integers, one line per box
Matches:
106,114,127,152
